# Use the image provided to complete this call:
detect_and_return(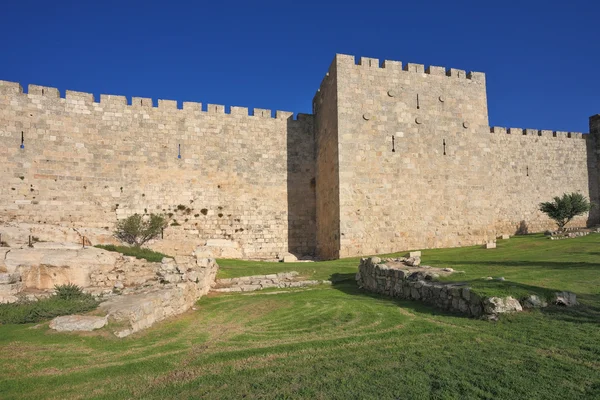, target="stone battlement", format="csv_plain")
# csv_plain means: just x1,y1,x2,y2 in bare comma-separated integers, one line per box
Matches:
490,127,587,139
335,53,485,82
0,80,310,121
